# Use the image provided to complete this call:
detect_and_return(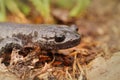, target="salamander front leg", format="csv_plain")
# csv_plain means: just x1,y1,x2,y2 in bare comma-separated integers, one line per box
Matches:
0,37,23,53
